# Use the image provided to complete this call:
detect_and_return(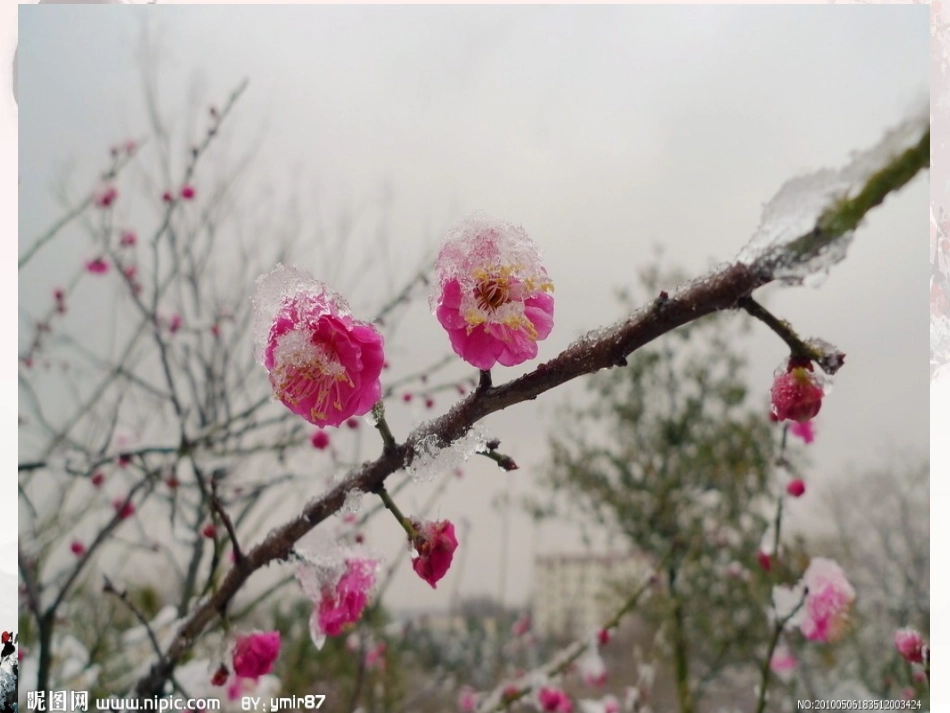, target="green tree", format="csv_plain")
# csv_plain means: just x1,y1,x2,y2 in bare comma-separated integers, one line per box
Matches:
540,265,795,712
